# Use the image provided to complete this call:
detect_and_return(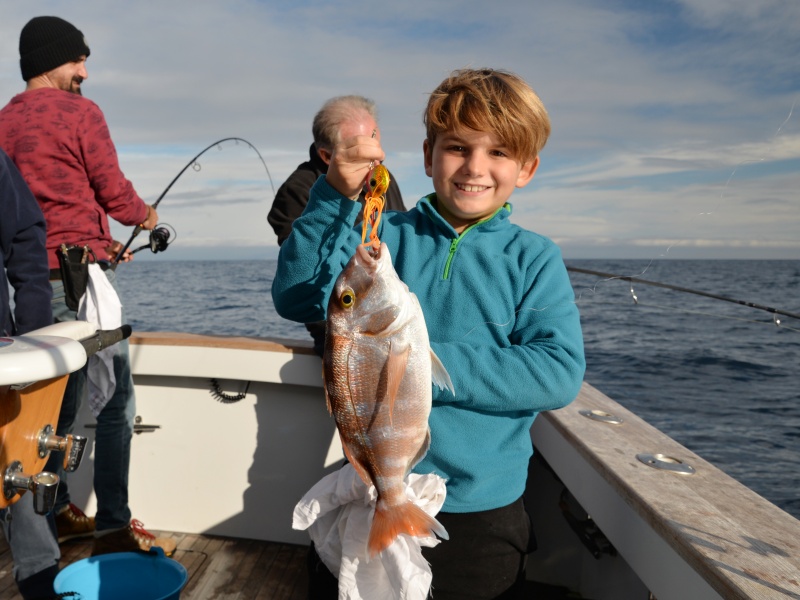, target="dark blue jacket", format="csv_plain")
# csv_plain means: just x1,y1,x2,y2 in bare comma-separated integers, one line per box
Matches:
0,148,52,336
